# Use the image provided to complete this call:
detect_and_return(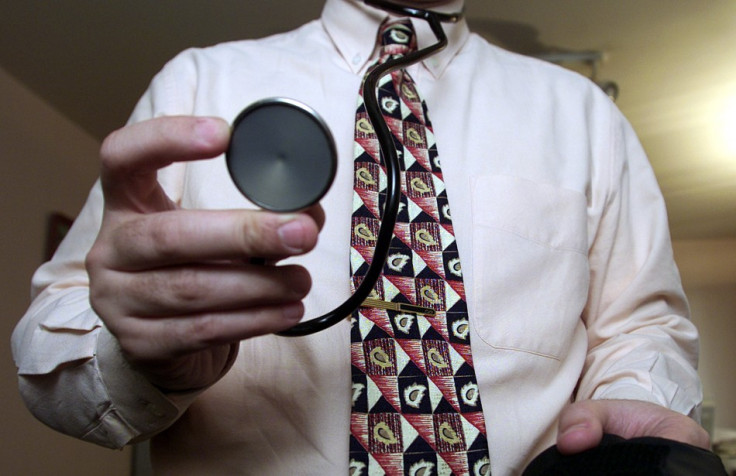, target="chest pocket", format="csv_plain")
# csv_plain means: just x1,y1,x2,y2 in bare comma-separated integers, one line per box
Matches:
469,174,589,360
